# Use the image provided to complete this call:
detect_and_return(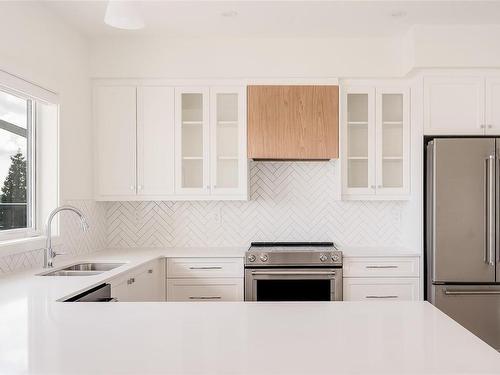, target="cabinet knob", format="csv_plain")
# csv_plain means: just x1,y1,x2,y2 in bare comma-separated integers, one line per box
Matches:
129,185,135,191
488,125,493,129
377,185,382,188
370,185,376,189
138,185,143,190
481,124,486,129
148,269,153,274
